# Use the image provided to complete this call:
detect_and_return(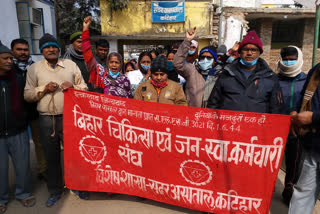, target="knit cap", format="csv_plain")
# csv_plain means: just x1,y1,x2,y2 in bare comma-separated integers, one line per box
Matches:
39,33,60,52
217,44,227,56
0,41,12,54
238,31,263,54
151,56,169,74
70,32,82,43
199,46,218,61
